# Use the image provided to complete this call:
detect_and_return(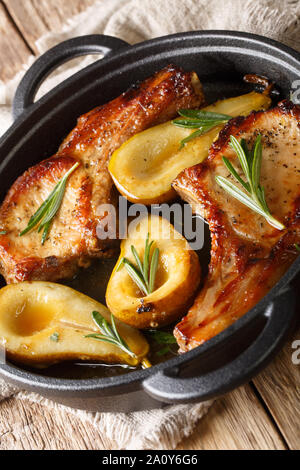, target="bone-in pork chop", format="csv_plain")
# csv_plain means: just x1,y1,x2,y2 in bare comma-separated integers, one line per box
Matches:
173,101,300,352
